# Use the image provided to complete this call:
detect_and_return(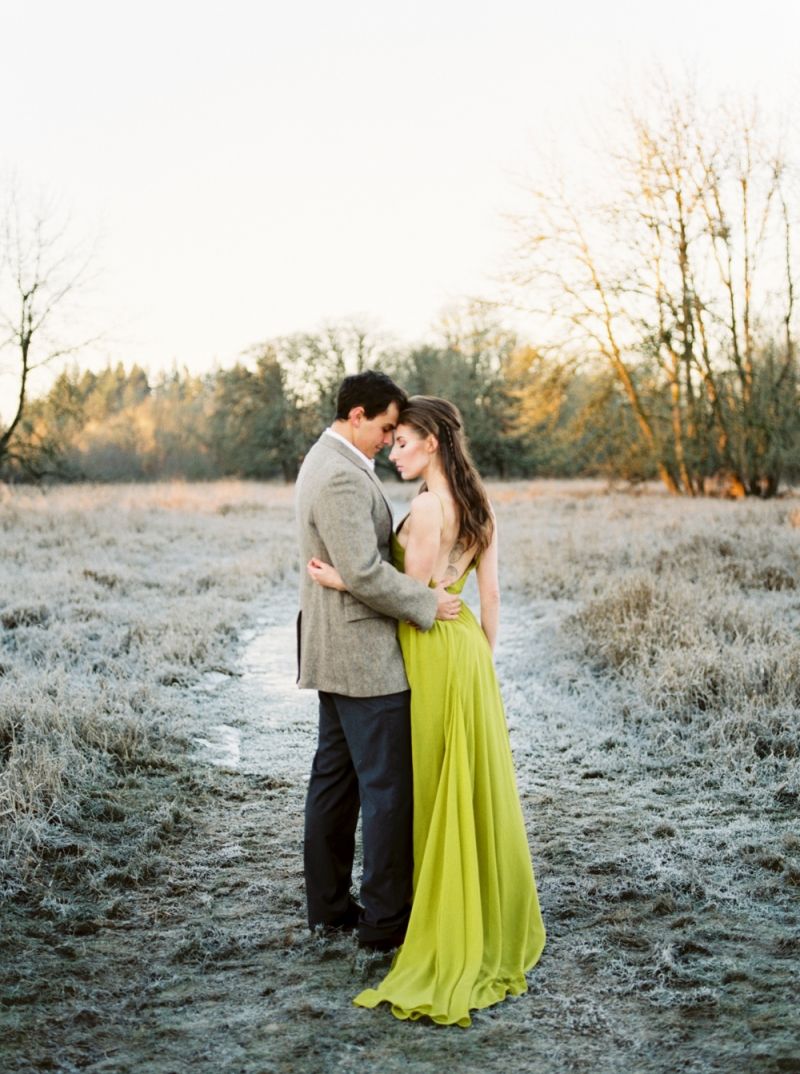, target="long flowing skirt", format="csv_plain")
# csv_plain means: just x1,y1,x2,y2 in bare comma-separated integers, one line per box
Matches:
354,602,545,1027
